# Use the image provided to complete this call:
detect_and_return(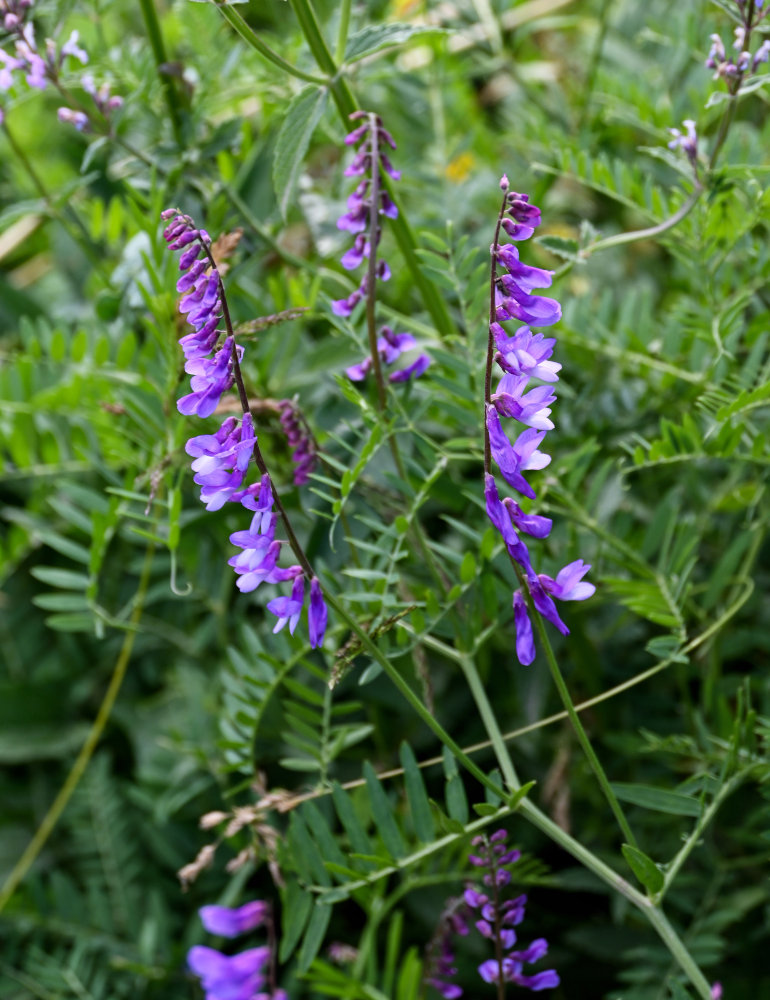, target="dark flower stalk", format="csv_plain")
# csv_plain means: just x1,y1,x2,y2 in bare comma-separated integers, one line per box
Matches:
161,209,328,646
482,178,594,665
